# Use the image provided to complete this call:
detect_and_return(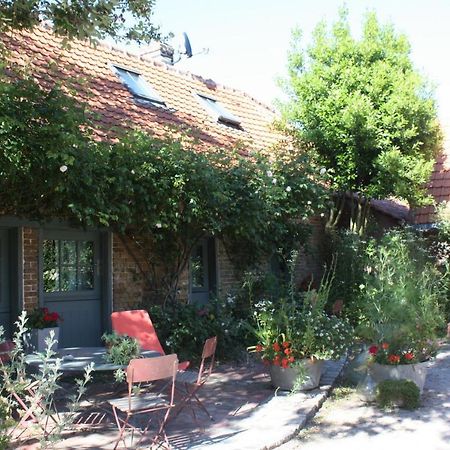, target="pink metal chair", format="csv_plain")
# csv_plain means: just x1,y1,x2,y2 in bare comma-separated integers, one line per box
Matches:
174,336,217,423
111,310,190,370
108,354,178,450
